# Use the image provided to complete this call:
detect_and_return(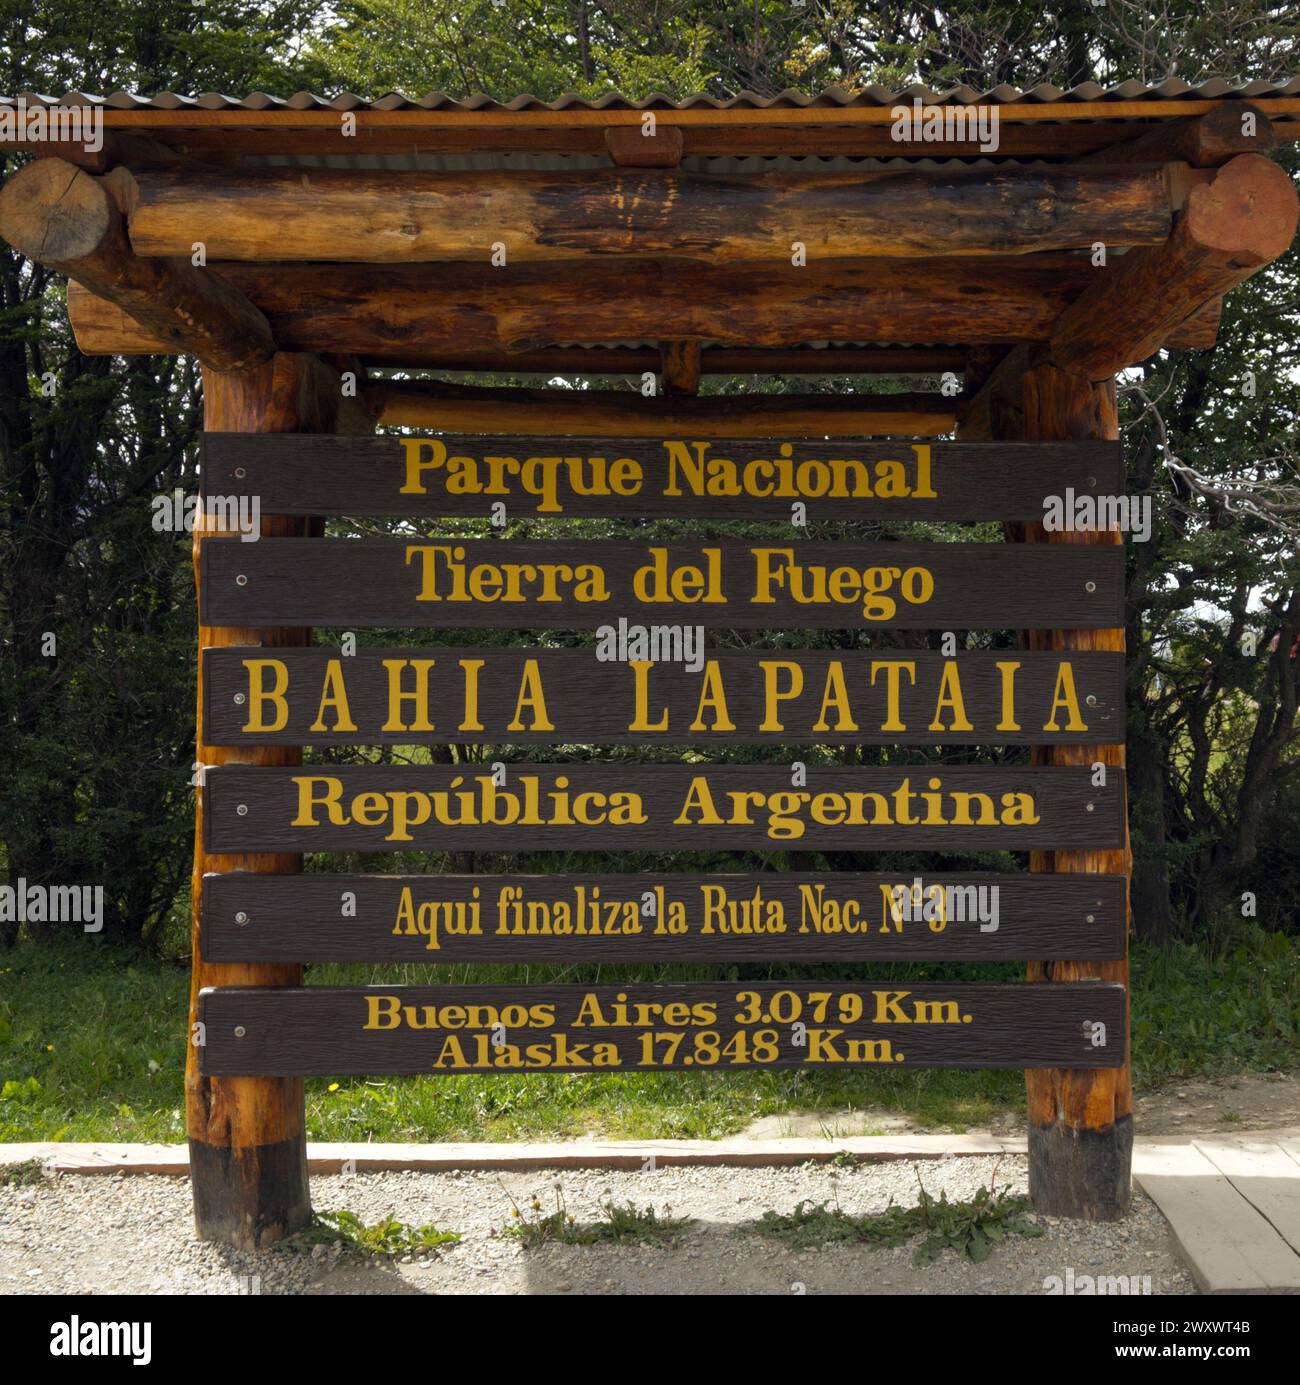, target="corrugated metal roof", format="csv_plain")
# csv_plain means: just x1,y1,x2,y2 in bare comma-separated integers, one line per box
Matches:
6,78,1300,112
